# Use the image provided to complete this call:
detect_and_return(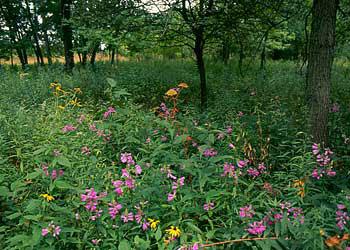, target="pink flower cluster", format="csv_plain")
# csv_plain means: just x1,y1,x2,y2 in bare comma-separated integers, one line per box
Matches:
203,148,217,157
108,201,122,219
222,161,266,179
247,221,266,235
247,163,266,178
77,114,86,124
159,102,170,118
120,152,135,166
41,163,64,180
89,122,111,142
336,204,349,230
61,124,76,133
81,188,107,221
239,205,255,218
81,146,91,155
42,222,61,237
166,170,185,202
203,202,215,211
311,144,336,179
103,106,116,119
